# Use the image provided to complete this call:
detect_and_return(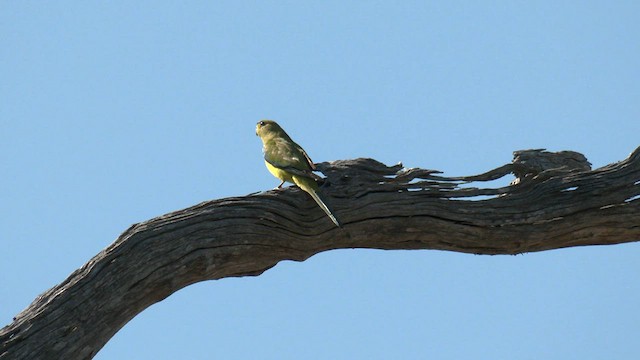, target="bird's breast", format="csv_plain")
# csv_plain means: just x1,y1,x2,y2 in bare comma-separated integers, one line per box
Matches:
265,161,293,183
